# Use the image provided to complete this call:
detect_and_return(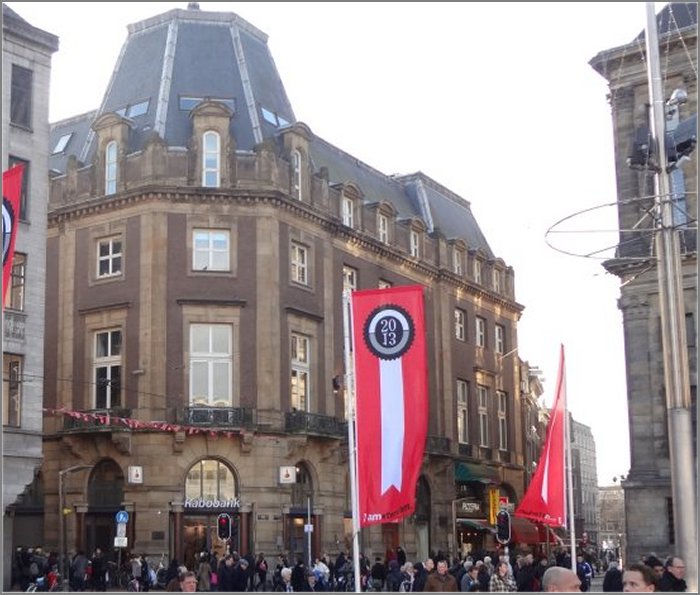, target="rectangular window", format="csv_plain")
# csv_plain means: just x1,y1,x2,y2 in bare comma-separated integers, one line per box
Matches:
8,156,29,221
193,229,230,271
190,324,232,406
410,230,420,258
105,141,118,196
493,269,501,293
473,259,482,284
378,213,389,244
453,250,463,275
292,151,302,200
2,354,22,427
291,333,311,411
11,64,32,128
4,253,26,311
478,385,489,447
97,237,123,278
290,242,308,285
457,379,469,444
342,196,354,227
343,265,357,292
94,329,122,409
495,324,505,354
497,390,508,450
202,131,221,188
455,308,466,341
476,316,486,347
